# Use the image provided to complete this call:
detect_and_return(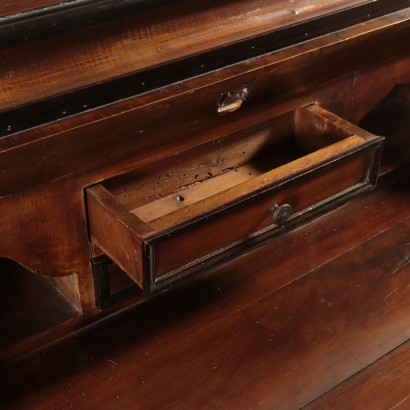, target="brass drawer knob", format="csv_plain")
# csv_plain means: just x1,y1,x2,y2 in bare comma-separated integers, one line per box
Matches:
269,203,293,225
